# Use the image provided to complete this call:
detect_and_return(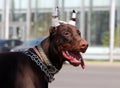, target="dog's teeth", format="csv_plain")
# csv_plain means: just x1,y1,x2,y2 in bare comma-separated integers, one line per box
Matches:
66,51,69,55
71,56,76,59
